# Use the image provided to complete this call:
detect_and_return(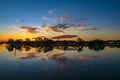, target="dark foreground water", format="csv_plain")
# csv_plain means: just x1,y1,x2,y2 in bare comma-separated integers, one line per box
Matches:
0,44,120,80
